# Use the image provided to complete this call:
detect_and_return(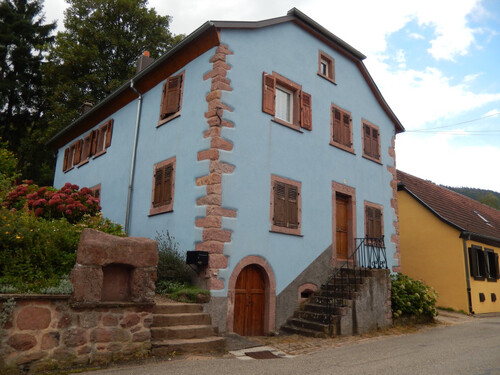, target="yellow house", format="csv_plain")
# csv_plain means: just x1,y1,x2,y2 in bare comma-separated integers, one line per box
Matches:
397,170,500,314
